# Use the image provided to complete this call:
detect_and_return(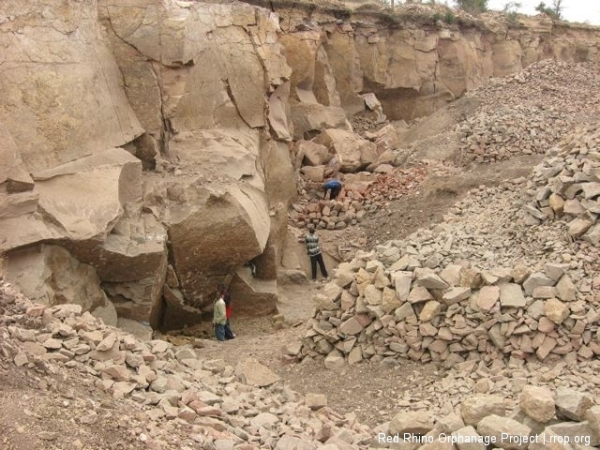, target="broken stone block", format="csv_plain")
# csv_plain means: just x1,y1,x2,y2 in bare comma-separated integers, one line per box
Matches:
544,298,569,325
499,283,526,308
555,389,594,421
461,395,506,426
520,385,555,423
389,411,434,435
477,415,531,450
556,275,577,302
442,287,471,305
